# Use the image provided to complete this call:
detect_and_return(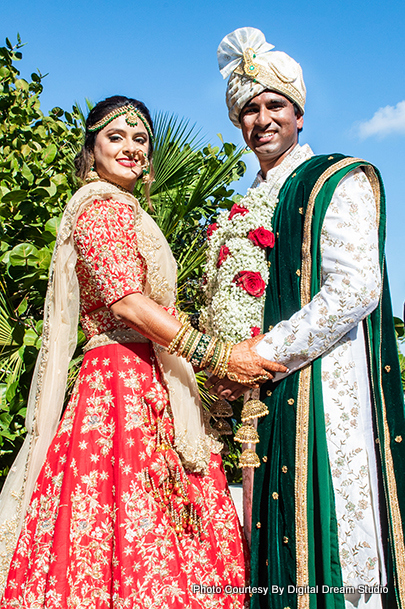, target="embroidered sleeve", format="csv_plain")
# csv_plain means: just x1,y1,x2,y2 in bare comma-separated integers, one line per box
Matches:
74,199,146,307
256,168,381,373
